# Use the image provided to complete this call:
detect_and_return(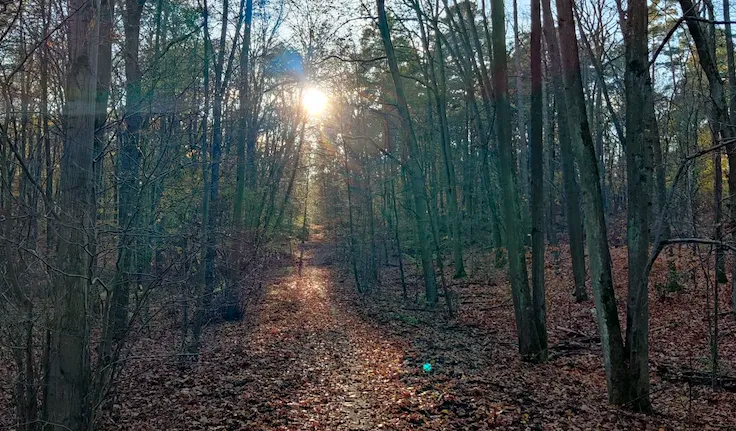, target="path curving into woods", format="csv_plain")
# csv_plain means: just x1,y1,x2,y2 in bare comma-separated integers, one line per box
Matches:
220,226,413,430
